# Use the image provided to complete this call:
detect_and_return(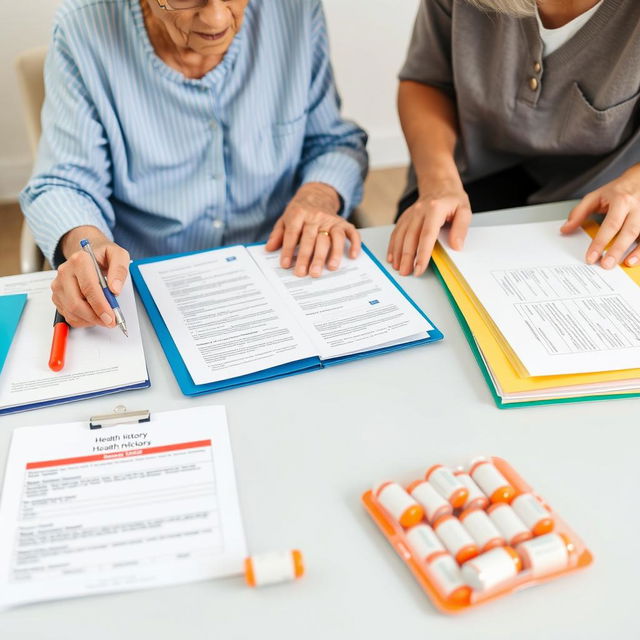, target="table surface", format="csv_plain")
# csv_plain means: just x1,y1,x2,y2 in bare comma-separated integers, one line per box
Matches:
1,202,638,640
